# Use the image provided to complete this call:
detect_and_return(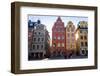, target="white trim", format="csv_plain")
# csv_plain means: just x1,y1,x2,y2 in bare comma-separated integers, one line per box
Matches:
20,6,95,70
